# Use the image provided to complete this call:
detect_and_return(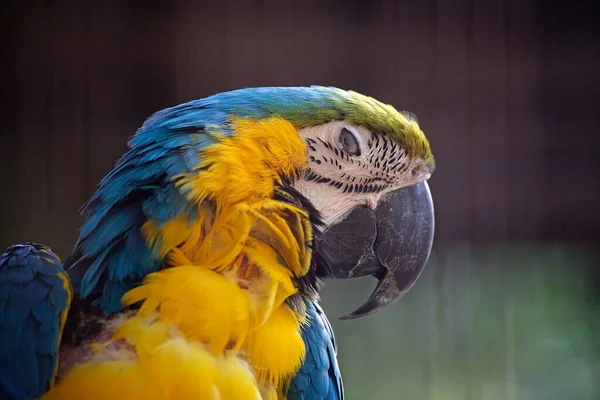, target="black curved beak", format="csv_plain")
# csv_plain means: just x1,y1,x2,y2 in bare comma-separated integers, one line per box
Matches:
319,181,434,320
